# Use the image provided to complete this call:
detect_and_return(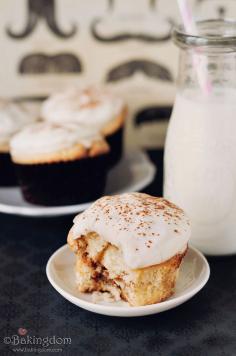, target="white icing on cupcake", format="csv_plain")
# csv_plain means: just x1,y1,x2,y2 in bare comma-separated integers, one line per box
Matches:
0,99,36,150
23,101,41,118
10,122,102,157
41,87,125,130
72,193,191,269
